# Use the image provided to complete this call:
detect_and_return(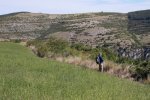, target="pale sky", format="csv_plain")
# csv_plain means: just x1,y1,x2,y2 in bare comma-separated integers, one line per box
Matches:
0,0,150,15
